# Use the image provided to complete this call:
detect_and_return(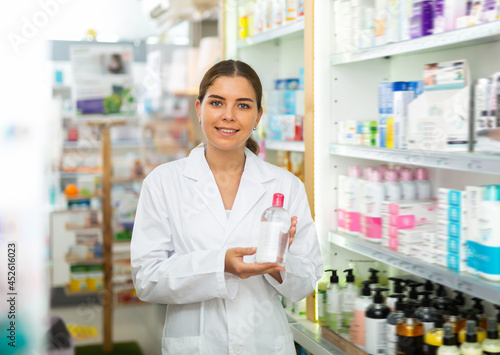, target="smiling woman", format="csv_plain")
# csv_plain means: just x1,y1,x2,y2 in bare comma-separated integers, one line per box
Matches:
131,59,322,355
